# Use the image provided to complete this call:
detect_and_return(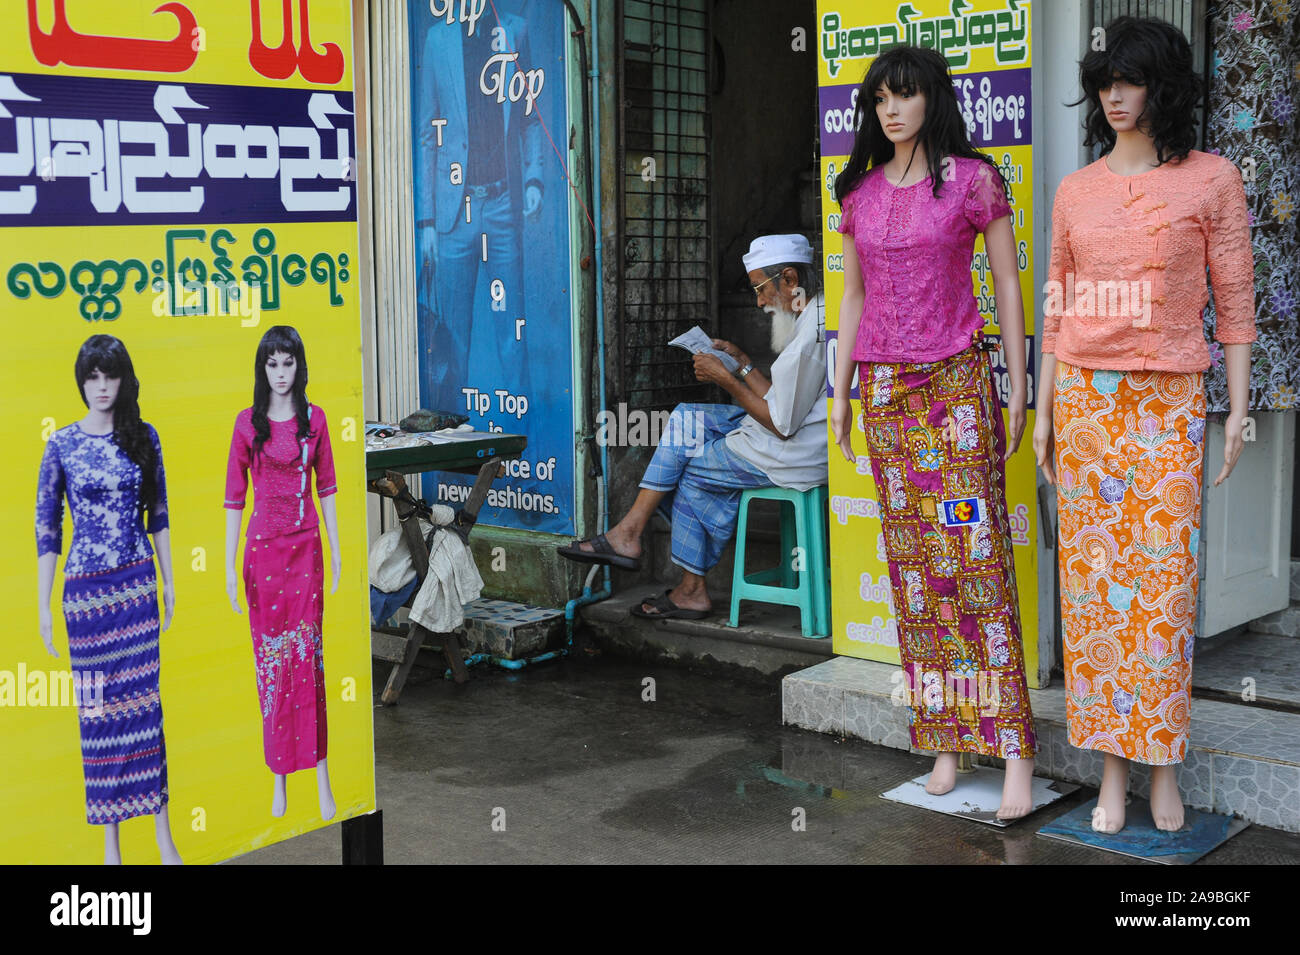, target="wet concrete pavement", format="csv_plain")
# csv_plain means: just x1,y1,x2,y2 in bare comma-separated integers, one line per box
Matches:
236,653,1300,864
